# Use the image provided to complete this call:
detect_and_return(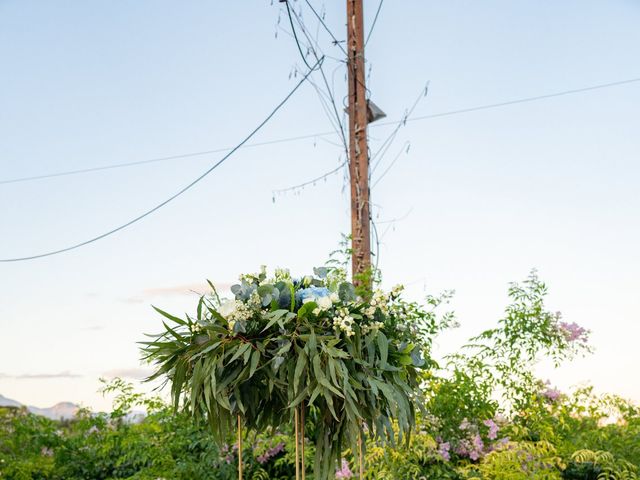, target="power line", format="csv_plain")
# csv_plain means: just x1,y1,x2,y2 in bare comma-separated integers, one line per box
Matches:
2,76,639,186
284,0,315,71
0,132,338,186
403,76,640,124
365,0,384,46
273,76,640,195
287,6,349,154
372,141,410,188
0,58,323,263
273,161,346,196
370,82,428,175
302,0,348,56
